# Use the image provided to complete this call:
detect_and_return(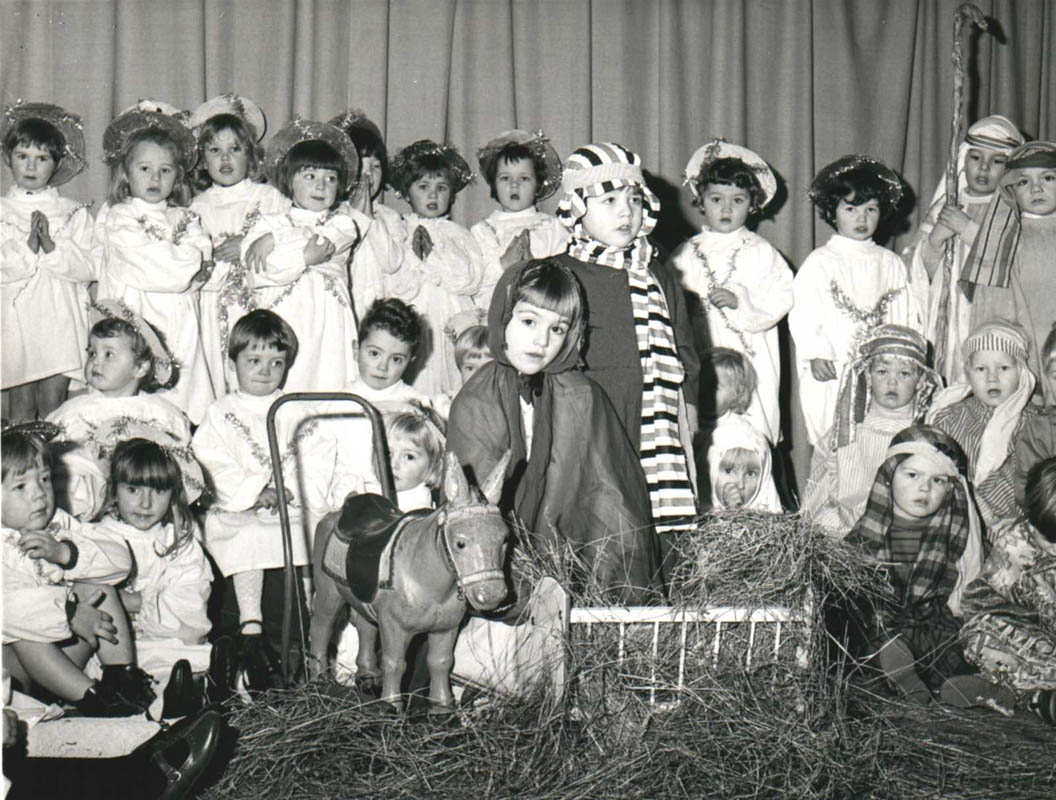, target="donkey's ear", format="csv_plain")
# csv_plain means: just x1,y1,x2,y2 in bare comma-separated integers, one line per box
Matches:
442,451,470,504
480,449,511,506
